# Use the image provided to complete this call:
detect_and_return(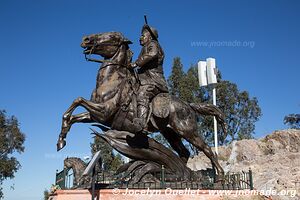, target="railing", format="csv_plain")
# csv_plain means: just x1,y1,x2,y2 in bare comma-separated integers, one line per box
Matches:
55,167,254,190
55,169,66,189
55,169,74,189
220,169,253,190
94,168,253,190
